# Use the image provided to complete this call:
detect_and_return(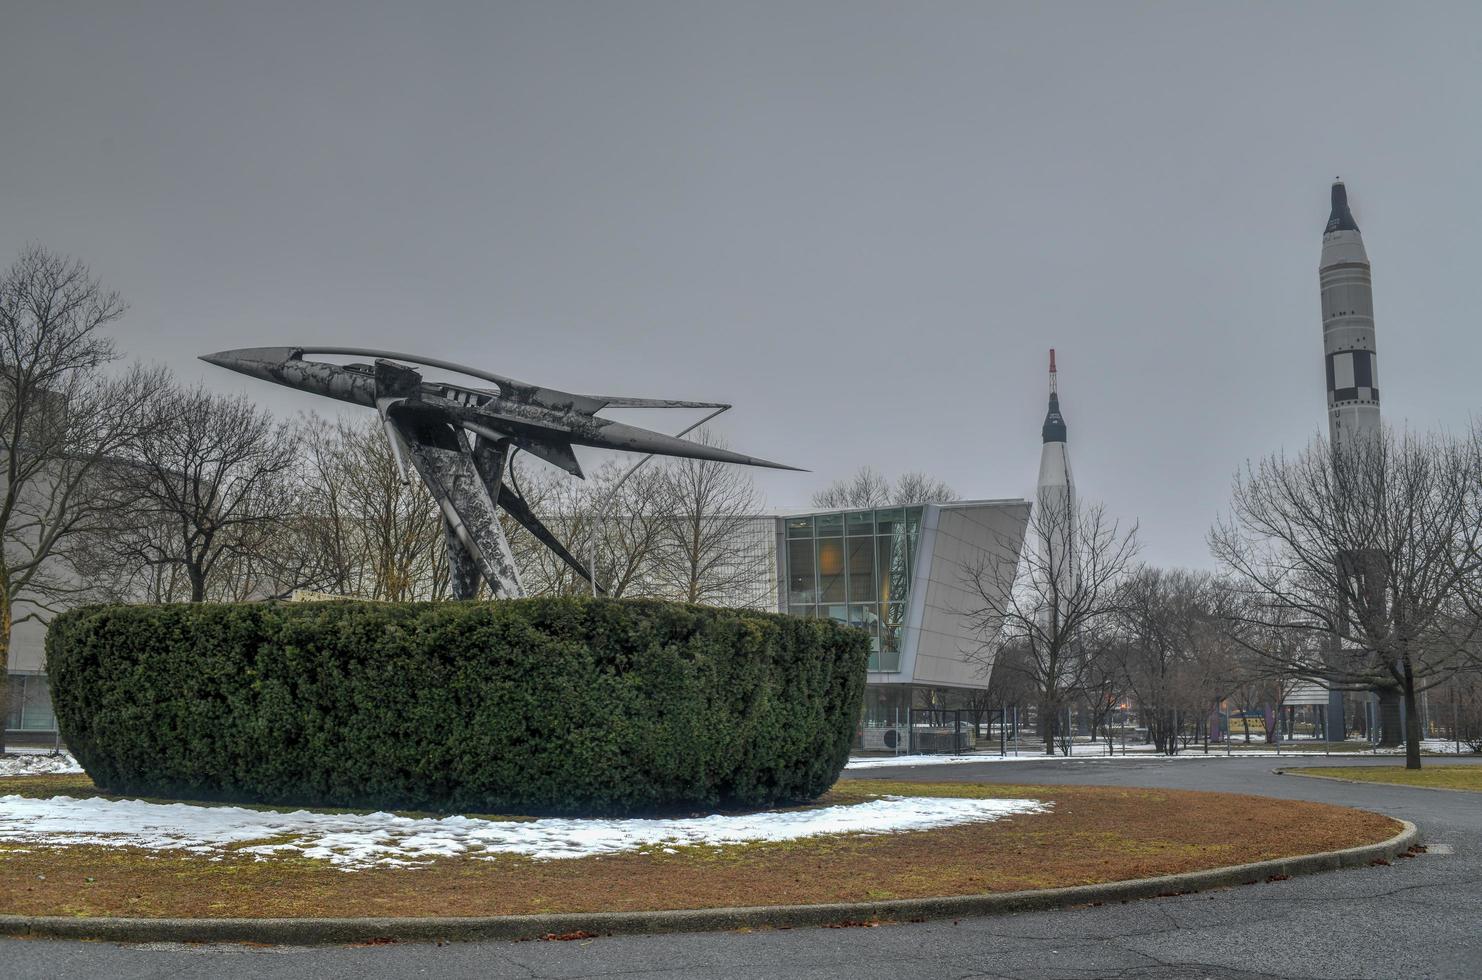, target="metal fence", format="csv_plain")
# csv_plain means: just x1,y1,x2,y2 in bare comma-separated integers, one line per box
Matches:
907,709,977,755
